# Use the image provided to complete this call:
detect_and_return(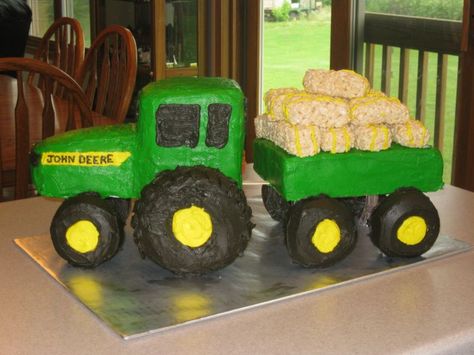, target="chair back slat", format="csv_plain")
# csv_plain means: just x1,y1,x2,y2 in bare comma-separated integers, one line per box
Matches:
54,28,61,66
108,34,121,117
77,25,137,123
14,70,30,199
95,39,112,114
84,53,98,107
41,77,55,138
66,92,76,131
59,25,68,74
67,26,76,77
